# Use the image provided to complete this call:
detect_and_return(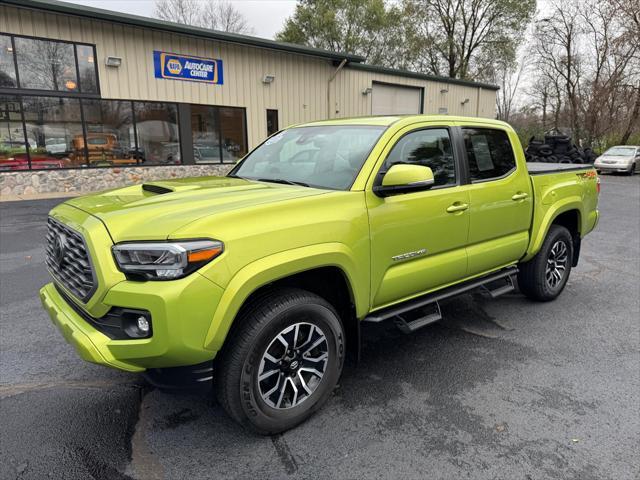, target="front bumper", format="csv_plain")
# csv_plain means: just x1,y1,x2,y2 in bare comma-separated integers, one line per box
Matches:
40,272,225,372
594,163,632,173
